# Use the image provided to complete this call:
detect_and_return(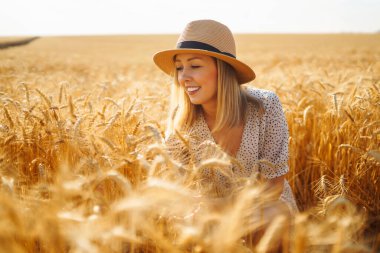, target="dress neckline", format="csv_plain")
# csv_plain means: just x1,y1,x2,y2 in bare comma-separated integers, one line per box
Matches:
199,105,250,159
